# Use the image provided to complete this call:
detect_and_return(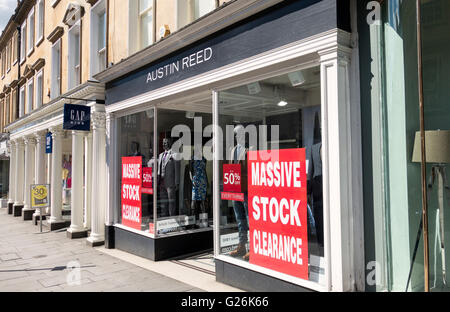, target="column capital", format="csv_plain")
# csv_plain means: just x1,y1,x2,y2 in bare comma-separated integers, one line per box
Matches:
15,138,25,146
92,111,107,130
72,130,86,137
24,136,37,145
34,131,47,141
49,127,65,138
